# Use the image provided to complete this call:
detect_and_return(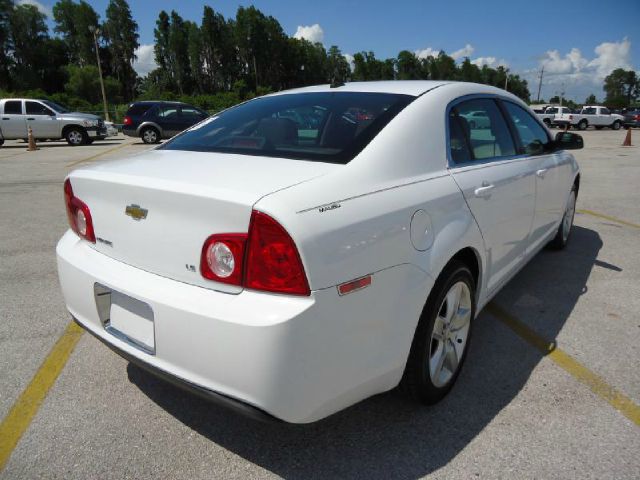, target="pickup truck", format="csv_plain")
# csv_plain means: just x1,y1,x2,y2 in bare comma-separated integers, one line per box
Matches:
0,98,108,146
535,106,572,127
554,105,625,131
